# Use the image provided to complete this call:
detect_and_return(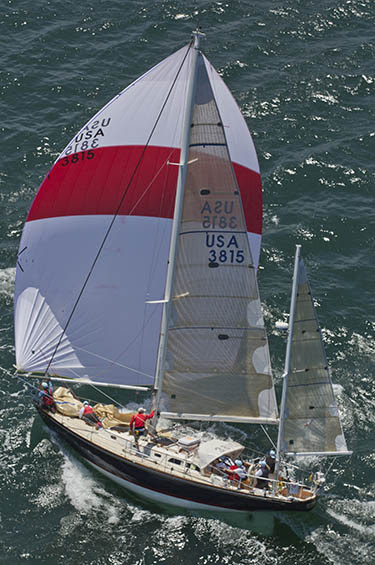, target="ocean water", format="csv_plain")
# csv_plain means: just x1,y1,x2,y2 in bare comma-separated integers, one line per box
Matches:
1,1,374,564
